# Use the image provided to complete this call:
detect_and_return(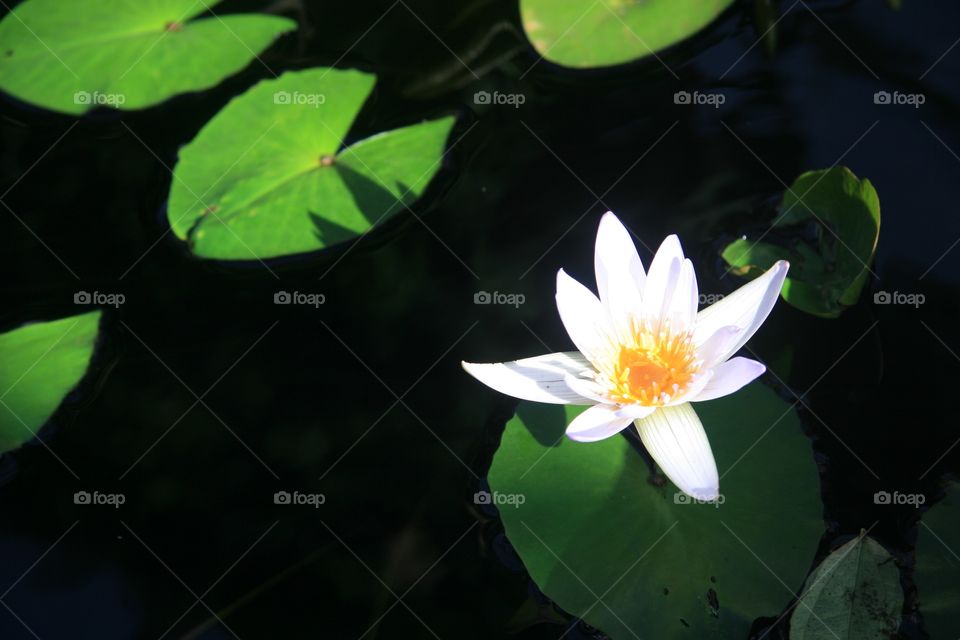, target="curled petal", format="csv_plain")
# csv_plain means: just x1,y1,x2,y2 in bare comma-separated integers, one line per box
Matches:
635,403,719,500
689,357,766,403
694,260,789,361
462,352,596,404
695,325,742,370
566,404,635,442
